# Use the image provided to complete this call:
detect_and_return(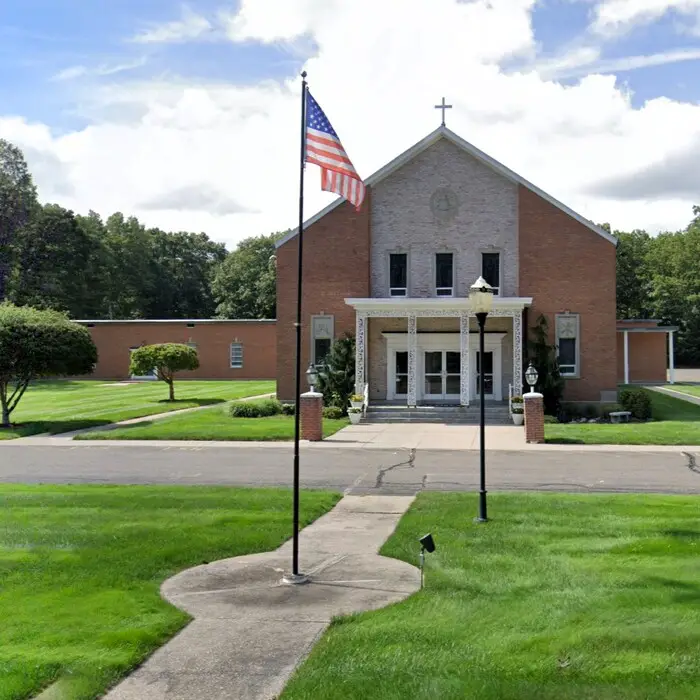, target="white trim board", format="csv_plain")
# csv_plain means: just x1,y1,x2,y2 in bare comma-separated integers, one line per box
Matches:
276,125,617,249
